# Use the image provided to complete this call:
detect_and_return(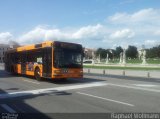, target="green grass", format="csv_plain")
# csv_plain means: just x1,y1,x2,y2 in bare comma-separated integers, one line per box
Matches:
101,58,160,64
147,59,160,64
84,58,160,70
126,59,142,63
84,65,160,71
127,59,160,64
